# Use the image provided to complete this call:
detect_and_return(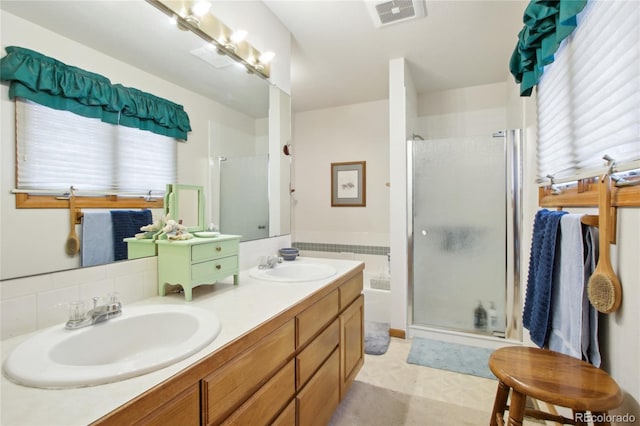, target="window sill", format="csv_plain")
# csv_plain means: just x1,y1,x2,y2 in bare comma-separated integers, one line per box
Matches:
15,193,164,224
